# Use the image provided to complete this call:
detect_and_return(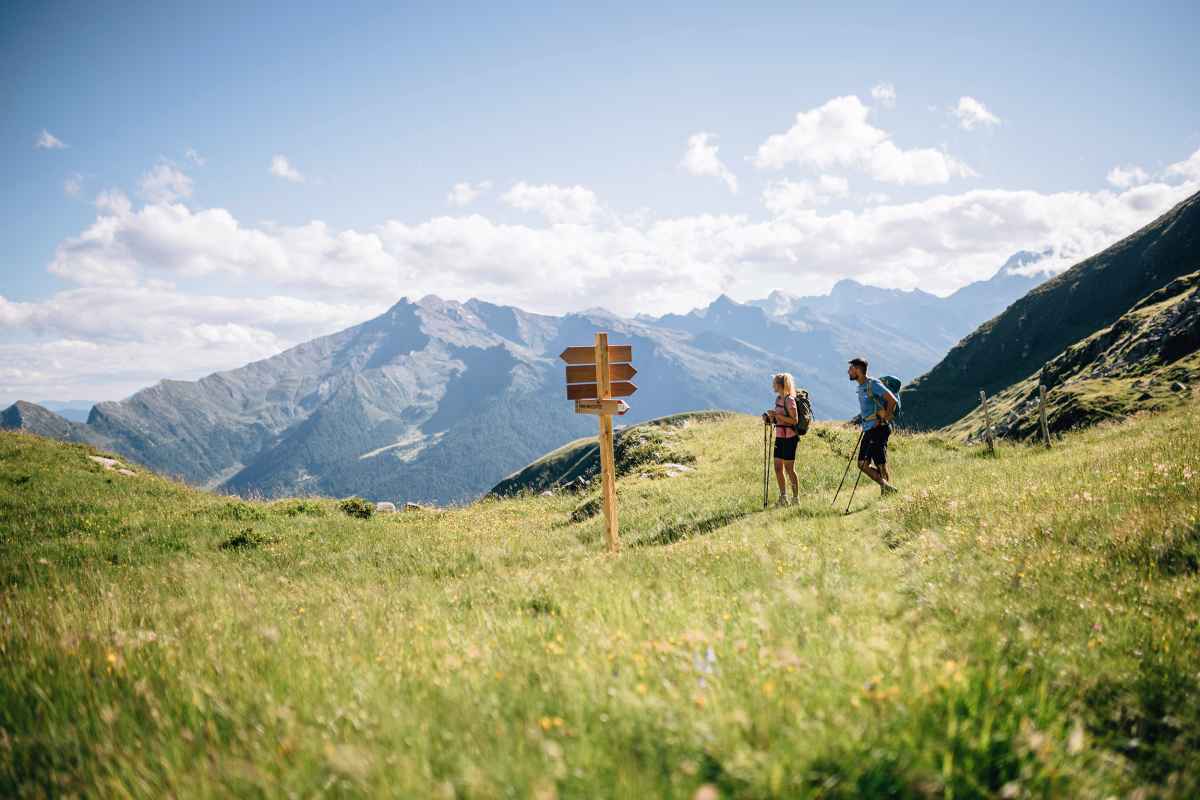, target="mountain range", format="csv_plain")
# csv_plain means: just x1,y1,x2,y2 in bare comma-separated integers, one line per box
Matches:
2,256,1051,504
